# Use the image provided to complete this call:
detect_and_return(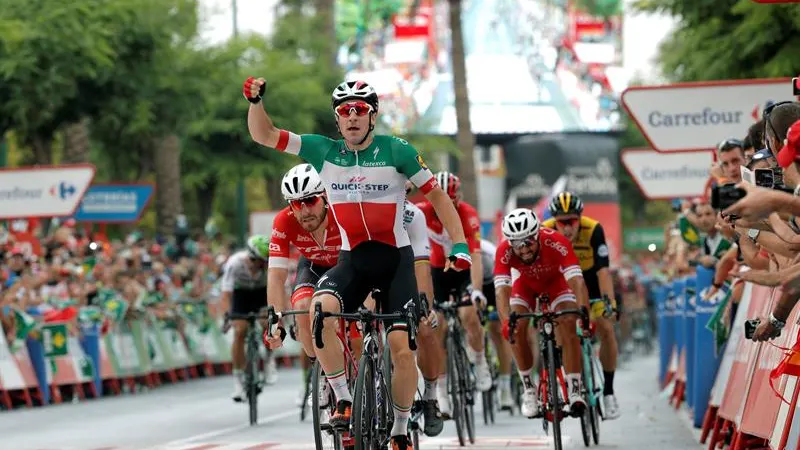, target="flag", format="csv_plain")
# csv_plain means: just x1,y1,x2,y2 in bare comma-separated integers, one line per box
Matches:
13,308,38,341
705,286,732,356
102,297,129,323
769,328,800,403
